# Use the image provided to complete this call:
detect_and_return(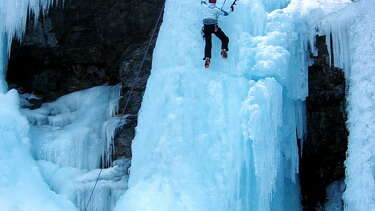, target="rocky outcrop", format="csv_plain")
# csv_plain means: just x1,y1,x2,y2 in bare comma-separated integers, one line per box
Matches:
7,0,164,159
115,42,156,158
300,35,348,210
